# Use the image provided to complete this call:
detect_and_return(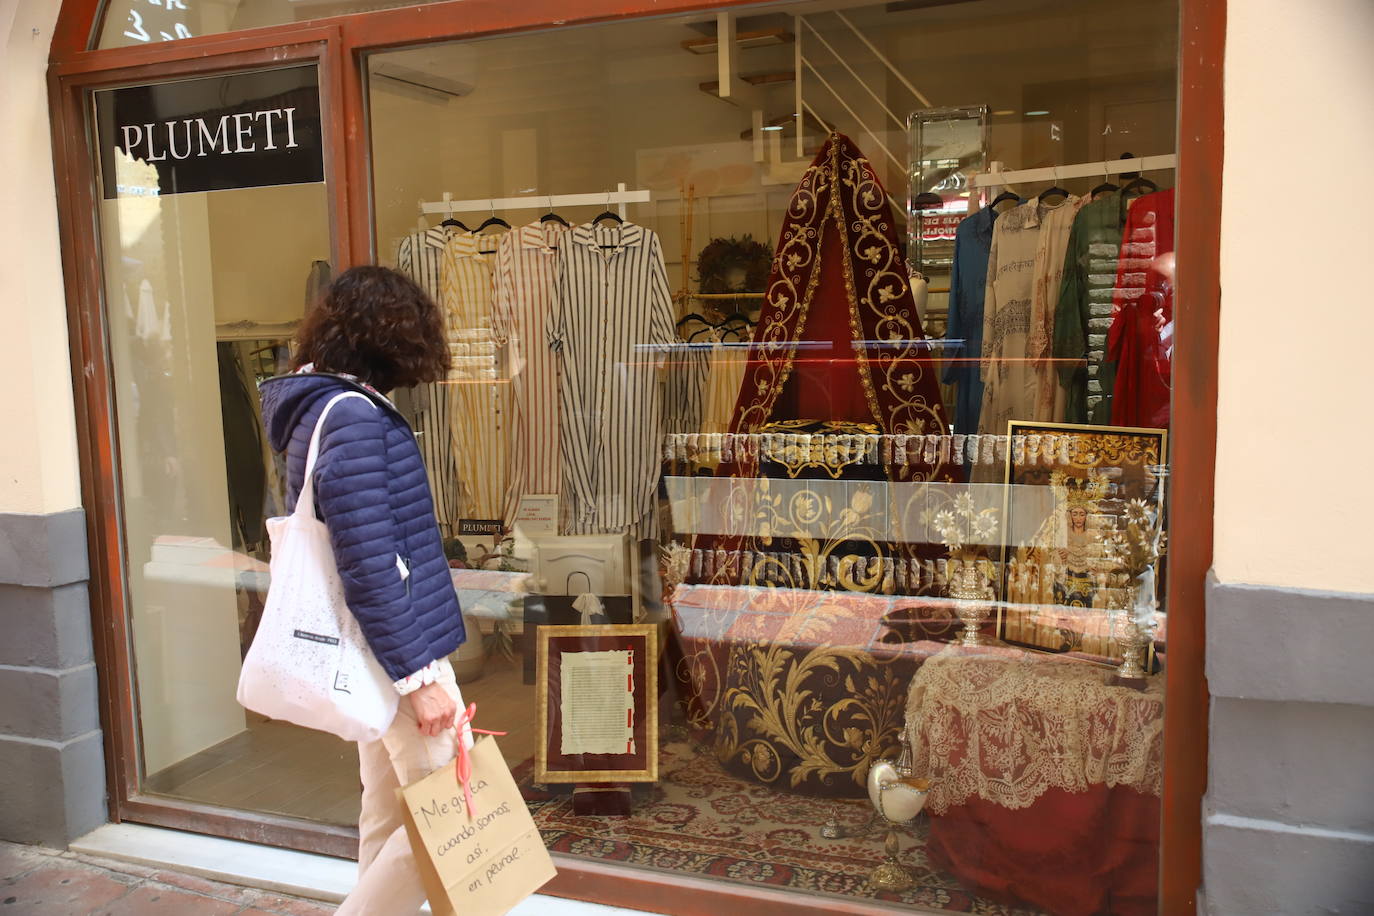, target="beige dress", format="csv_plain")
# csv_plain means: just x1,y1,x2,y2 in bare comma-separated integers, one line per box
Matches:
979,196,1078,434
440,231,507,520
